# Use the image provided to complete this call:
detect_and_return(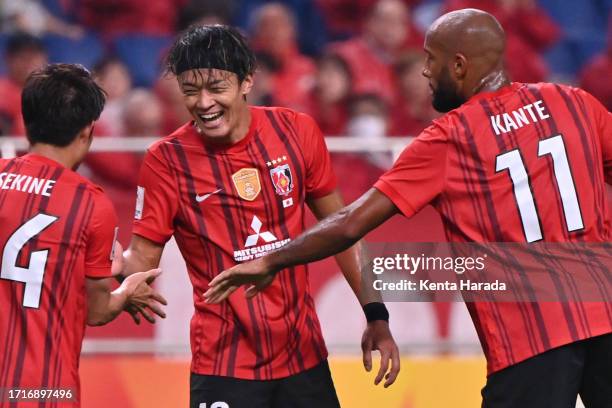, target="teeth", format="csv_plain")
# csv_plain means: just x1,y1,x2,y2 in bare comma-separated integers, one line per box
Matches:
200,112,223,121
